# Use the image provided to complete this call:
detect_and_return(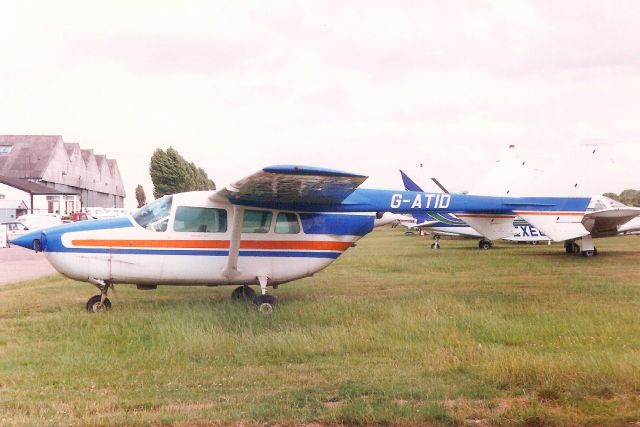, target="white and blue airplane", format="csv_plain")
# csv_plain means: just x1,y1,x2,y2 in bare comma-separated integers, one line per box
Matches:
12,165,591,313
399,170,550,249
399,169,640,255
